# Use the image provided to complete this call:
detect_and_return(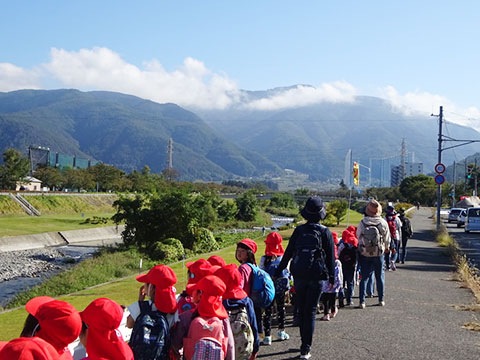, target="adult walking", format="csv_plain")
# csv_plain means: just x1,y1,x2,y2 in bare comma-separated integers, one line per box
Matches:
398,208,413,263
275,197,335,360
356,199,391,308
